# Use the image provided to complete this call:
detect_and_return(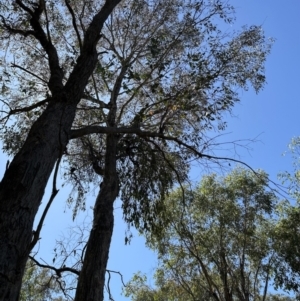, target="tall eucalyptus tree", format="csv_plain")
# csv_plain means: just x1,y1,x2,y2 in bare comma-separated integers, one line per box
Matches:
62,1,272,299
0,1,121,299
0,0,273,300
124,168,282,301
